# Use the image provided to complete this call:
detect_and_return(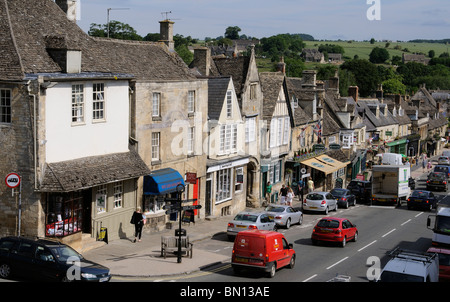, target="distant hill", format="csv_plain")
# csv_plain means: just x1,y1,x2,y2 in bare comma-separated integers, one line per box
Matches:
408,39,450,44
